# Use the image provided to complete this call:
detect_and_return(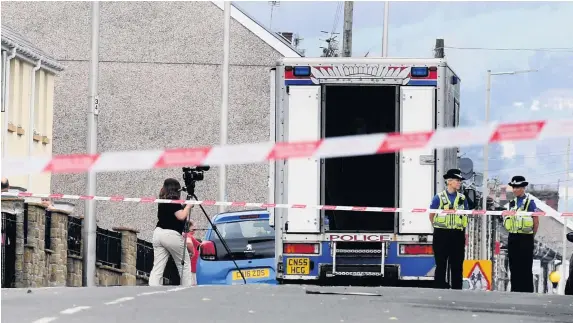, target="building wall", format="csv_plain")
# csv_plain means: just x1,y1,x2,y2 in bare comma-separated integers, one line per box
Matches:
1,55,56,194
1,1,285,240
